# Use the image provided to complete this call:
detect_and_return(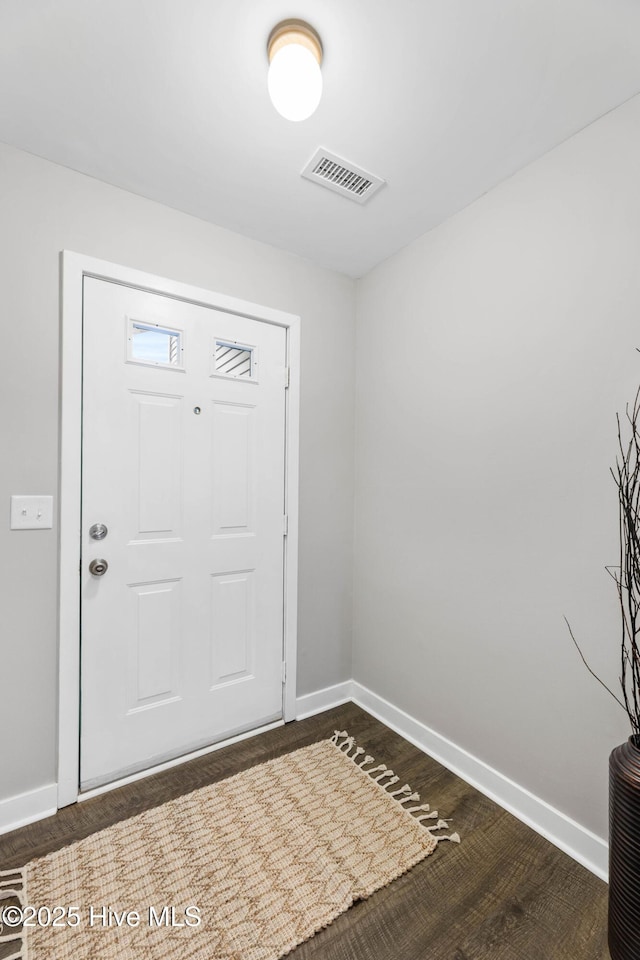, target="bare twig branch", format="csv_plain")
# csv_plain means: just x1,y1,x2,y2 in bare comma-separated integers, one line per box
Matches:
564,617,627,712
567,378,640,738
